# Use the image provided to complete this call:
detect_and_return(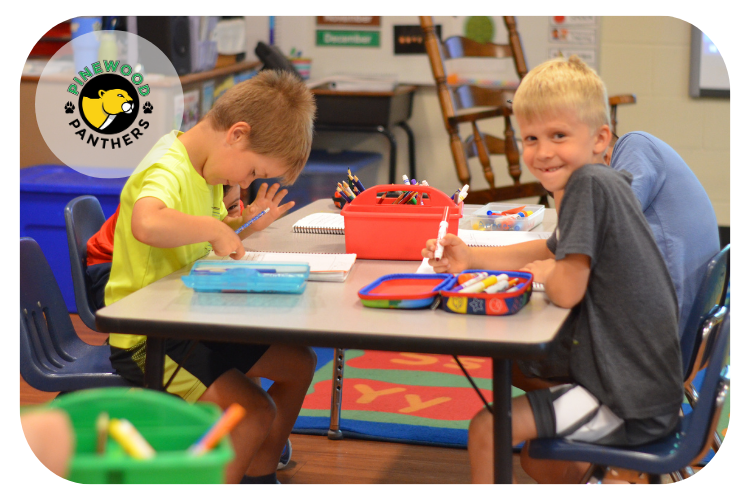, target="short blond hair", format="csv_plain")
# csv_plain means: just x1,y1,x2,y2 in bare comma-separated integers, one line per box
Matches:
205,70,316,184
513,55,610,132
